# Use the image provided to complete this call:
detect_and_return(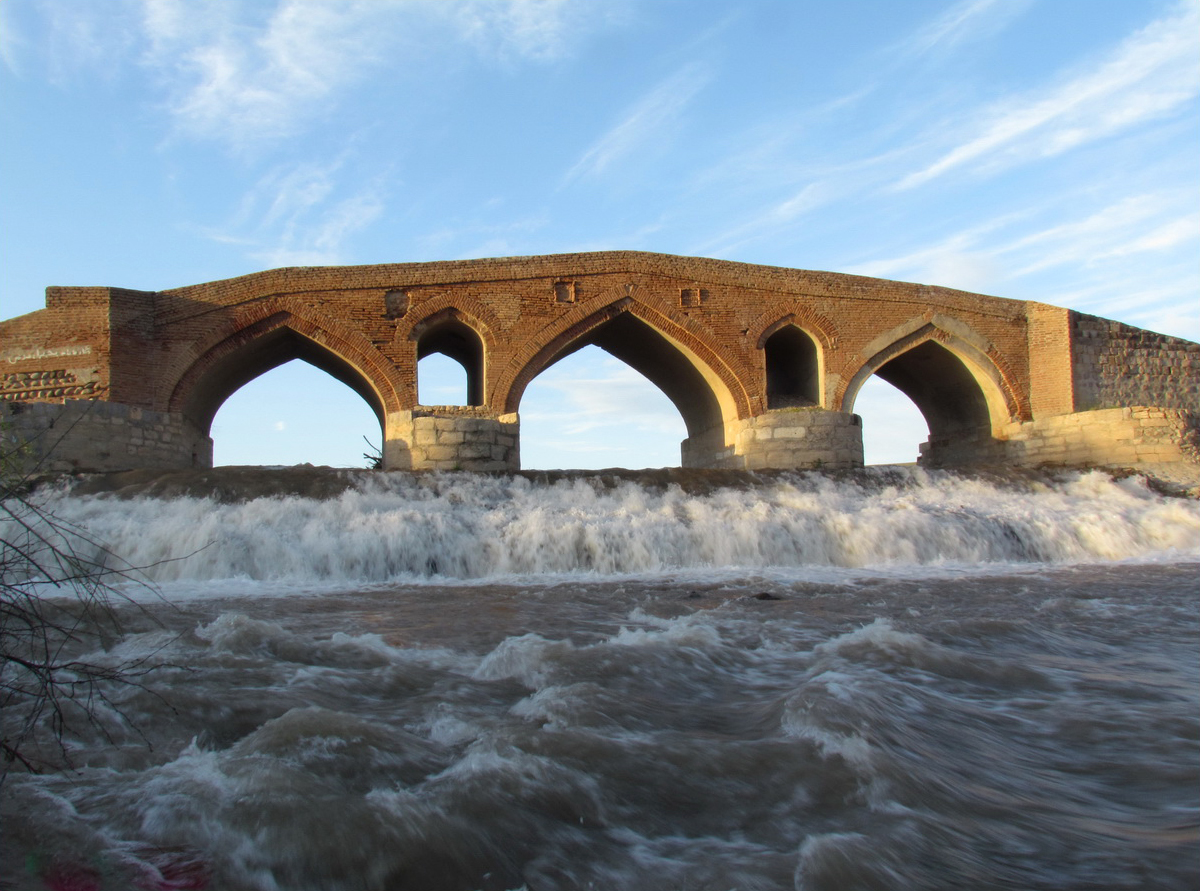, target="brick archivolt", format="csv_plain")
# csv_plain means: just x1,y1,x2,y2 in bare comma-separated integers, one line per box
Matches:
494,294,751,429
750,305,838,353
165,299,405,429
837,313,1024,429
